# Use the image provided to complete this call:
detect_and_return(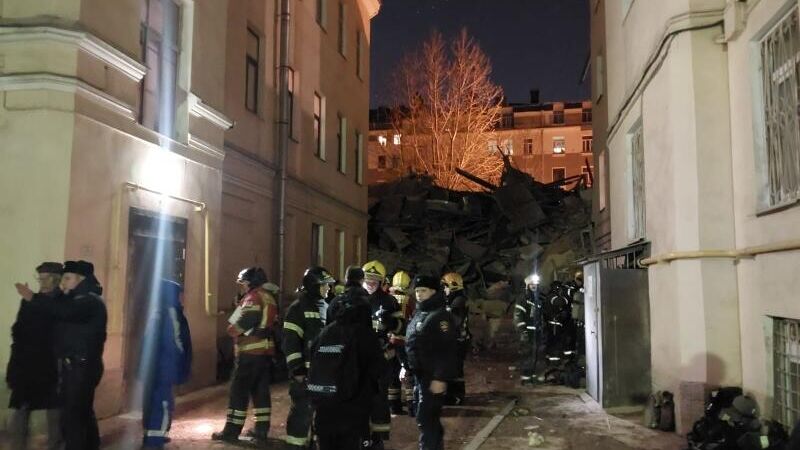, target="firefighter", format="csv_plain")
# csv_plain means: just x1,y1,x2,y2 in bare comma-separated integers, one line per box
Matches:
442,272,470,405
212,267,277,446
389,270,416,416
282,266,335,449
362,260,403,449
402,275,458,450
515,274,541,384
